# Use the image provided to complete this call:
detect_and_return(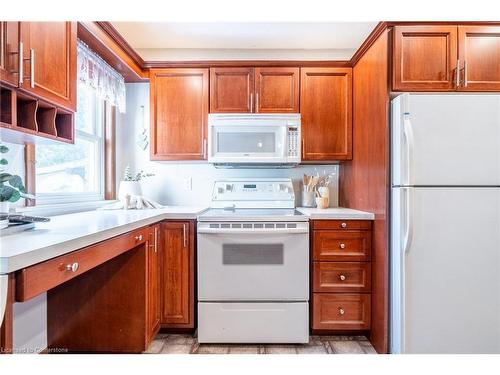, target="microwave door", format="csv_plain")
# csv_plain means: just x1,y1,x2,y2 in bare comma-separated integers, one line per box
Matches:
209,125,285,163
